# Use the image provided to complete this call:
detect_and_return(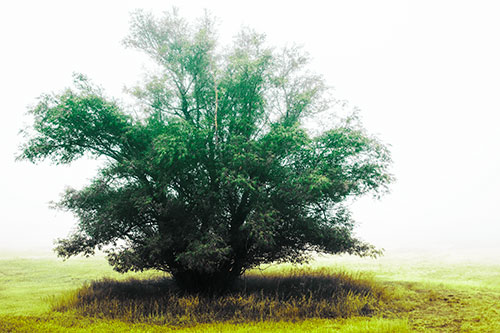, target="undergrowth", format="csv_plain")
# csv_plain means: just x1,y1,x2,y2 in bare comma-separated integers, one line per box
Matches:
51,268,389,326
